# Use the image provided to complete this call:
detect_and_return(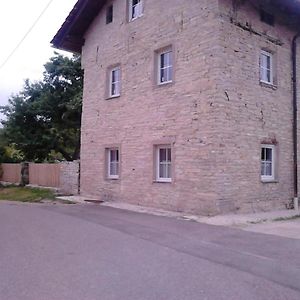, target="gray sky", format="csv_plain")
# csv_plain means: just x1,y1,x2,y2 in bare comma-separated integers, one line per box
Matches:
0,0,78,121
